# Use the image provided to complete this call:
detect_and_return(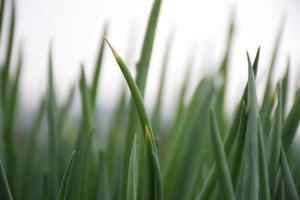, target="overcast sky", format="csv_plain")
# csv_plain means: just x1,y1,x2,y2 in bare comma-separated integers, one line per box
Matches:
15,0,300,117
